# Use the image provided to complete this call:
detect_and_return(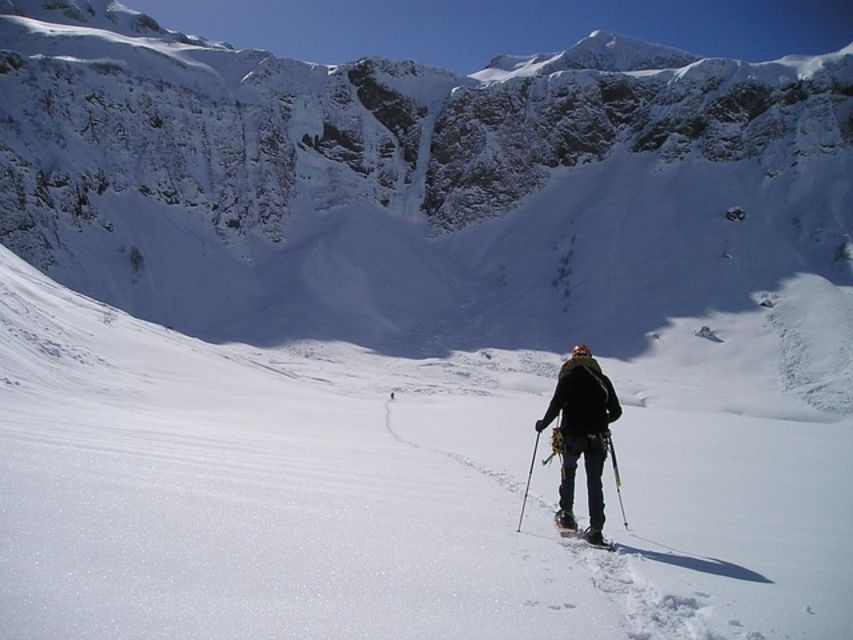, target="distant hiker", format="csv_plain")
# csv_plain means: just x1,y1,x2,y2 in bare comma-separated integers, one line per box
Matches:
390,392,395,401
535,344,622,547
